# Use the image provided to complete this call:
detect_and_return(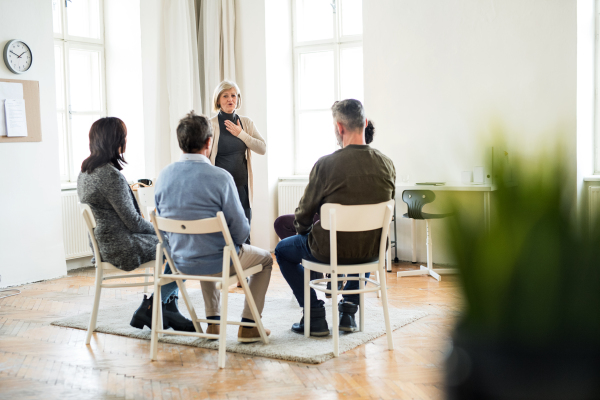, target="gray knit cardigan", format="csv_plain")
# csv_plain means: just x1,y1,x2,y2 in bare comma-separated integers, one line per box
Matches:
77,164,158,271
